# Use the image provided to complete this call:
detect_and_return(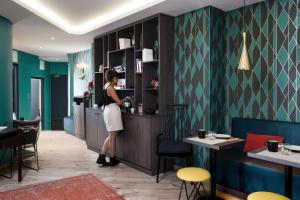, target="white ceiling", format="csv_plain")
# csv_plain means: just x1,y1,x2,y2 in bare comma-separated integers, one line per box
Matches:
0,0,264,62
